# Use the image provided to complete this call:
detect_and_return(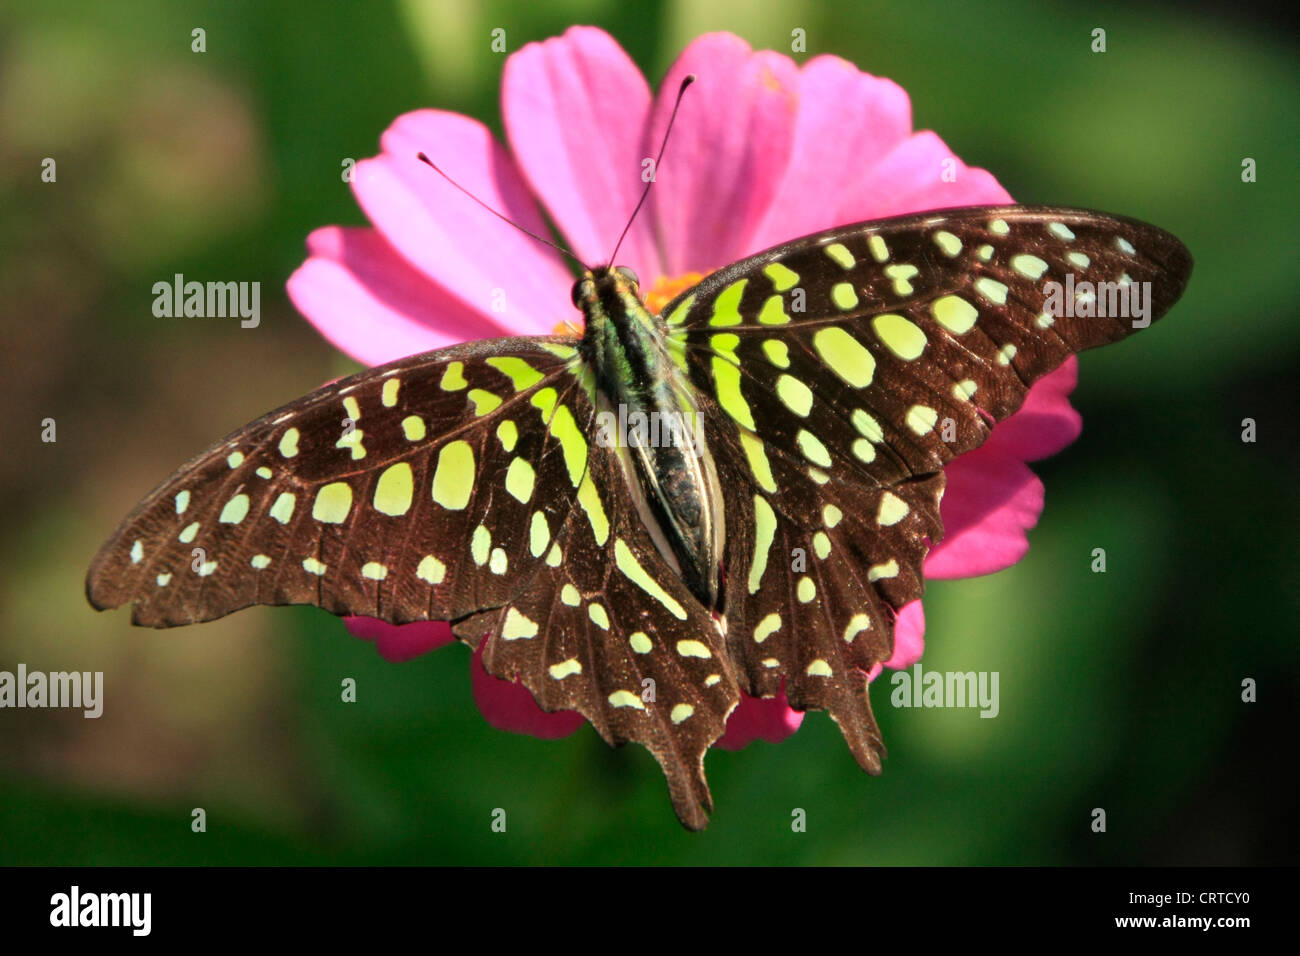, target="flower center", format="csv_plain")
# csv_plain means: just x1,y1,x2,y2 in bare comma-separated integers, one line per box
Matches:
552,271,712,335
644,271,709,315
